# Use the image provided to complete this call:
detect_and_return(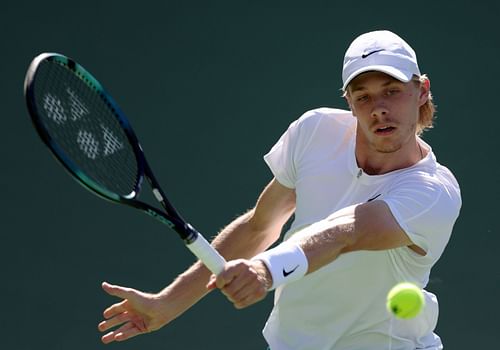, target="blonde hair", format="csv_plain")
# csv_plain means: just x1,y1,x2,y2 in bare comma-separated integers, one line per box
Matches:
415,74,435,135
343,73,437,136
